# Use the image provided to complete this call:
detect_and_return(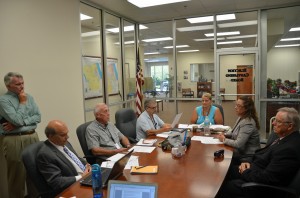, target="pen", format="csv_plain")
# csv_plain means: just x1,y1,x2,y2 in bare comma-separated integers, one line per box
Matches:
136,165,147,170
